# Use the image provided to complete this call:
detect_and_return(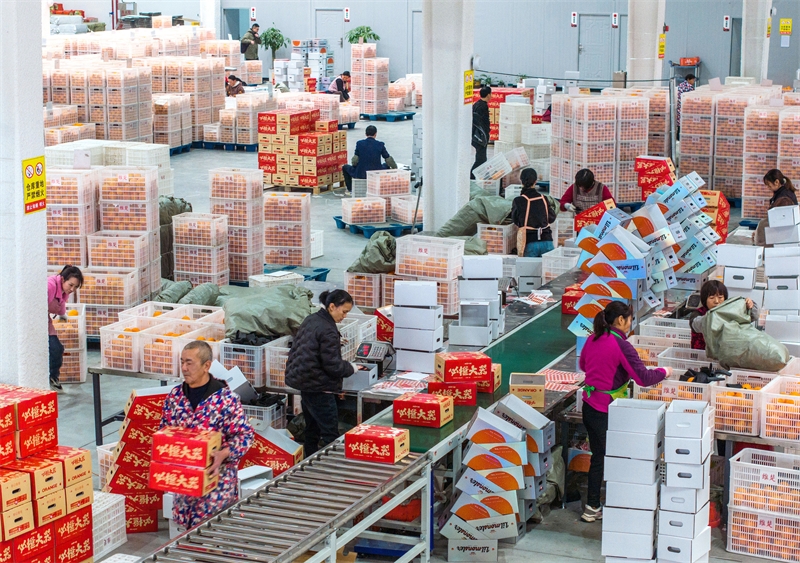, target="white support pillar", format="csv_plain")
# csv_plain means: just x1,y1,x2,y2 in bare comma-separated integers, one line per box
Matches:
421,0,475,232
742,0,772,81
0,1,49,388
627,0,666,84
199,0,221,37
